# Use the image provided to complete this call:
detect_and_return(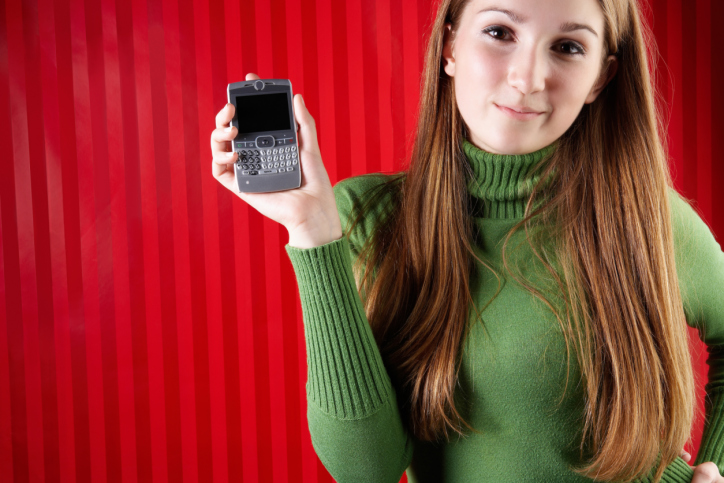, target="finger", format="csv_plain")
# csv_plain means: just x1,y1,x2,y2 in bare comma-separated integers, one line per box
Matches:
213,151,238,165
212,157,238,191
293,94,320,158
211,125,238,151
681,451,692,463
246,72,261,81
691,462,721,483
215,103,235,129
